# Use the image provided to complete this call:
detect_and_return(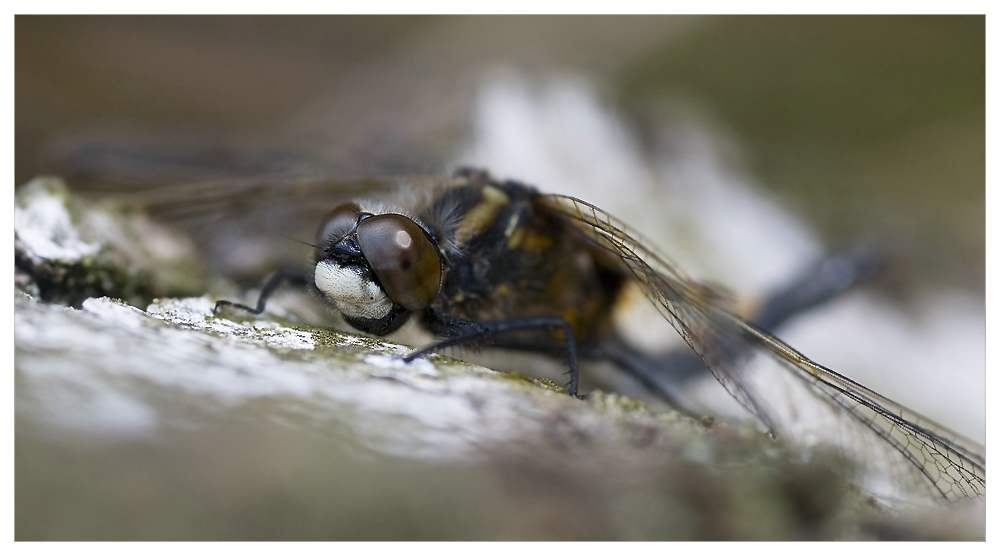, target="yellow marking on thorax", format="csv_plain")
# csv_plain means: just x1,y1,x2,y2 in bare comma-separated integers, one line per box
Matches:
561,309,582,334
456,185,510,244
507,227,554,251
